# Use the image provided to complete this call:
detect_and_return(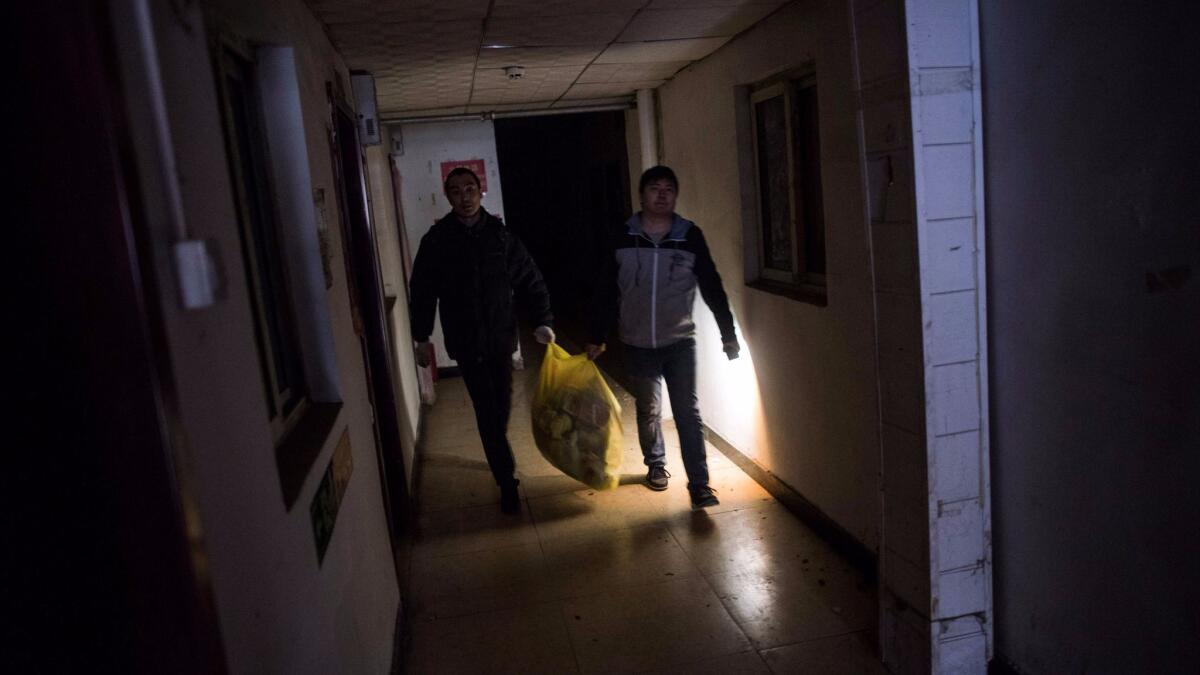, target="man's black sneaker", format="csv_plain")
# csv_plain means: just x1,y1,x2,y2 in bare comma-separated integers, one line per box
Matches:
646,465,670,491
689,485,720,509
500,480,521,514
